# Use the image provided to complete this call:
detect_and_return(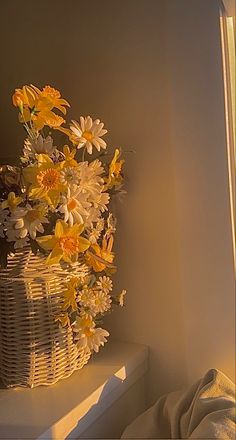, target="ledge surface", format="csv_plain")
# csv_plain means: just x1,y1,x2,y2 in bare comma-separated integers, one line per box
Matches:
0,341,148,439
